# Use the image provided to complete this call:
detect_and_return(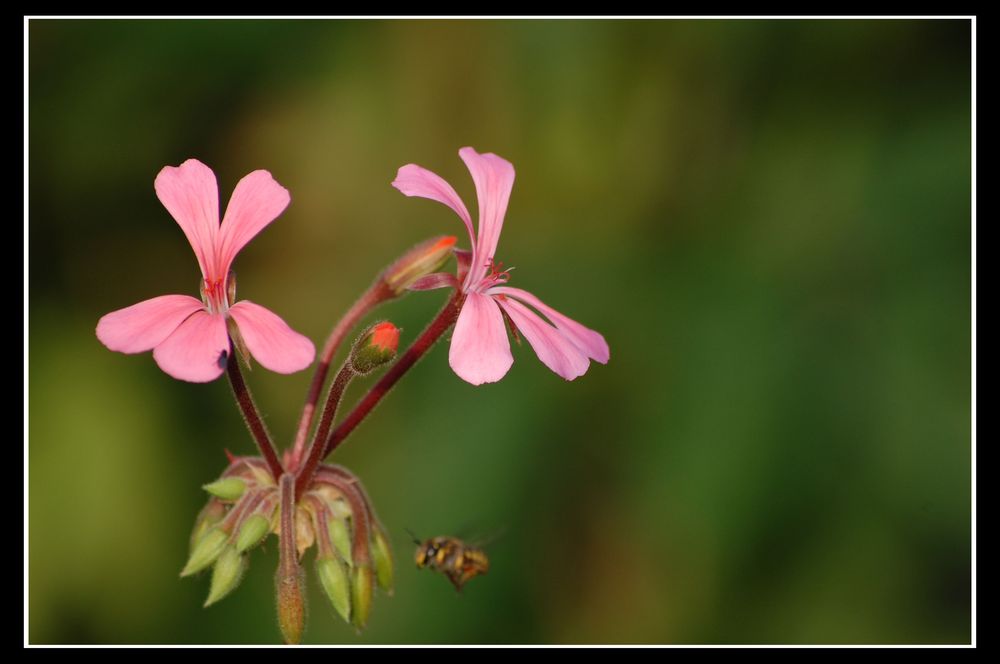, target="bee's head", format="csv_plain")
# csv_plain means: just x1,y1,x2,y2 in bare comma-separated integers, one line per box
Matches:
415,541,440,569
407,529,433,569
